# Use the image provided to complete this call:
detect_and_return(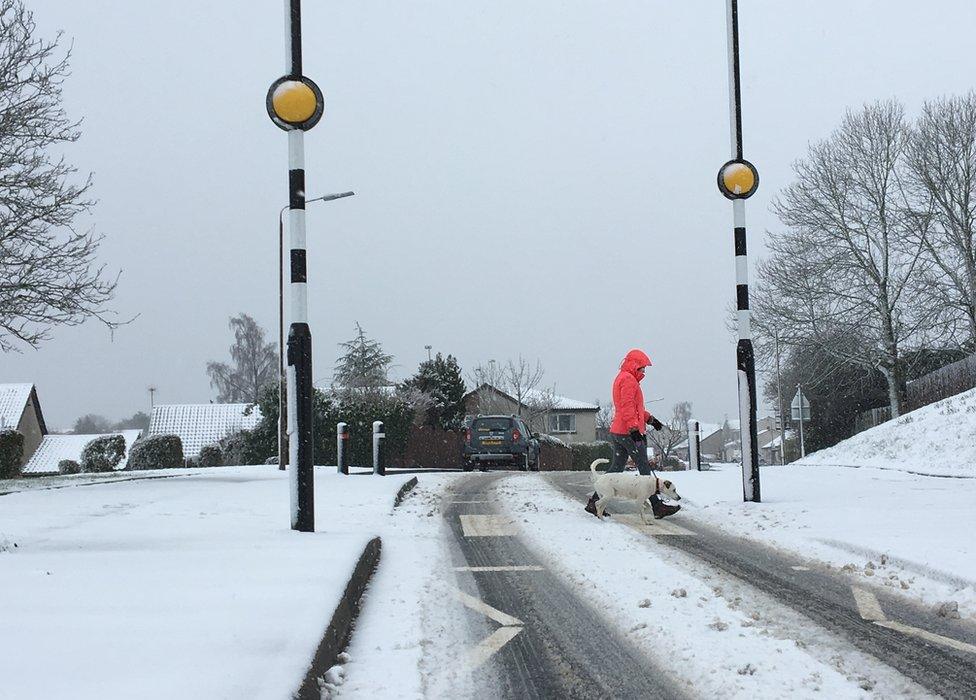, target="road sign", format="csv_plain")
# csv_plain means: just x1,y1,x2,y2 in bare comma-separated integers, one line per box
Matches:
791,389,811,421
